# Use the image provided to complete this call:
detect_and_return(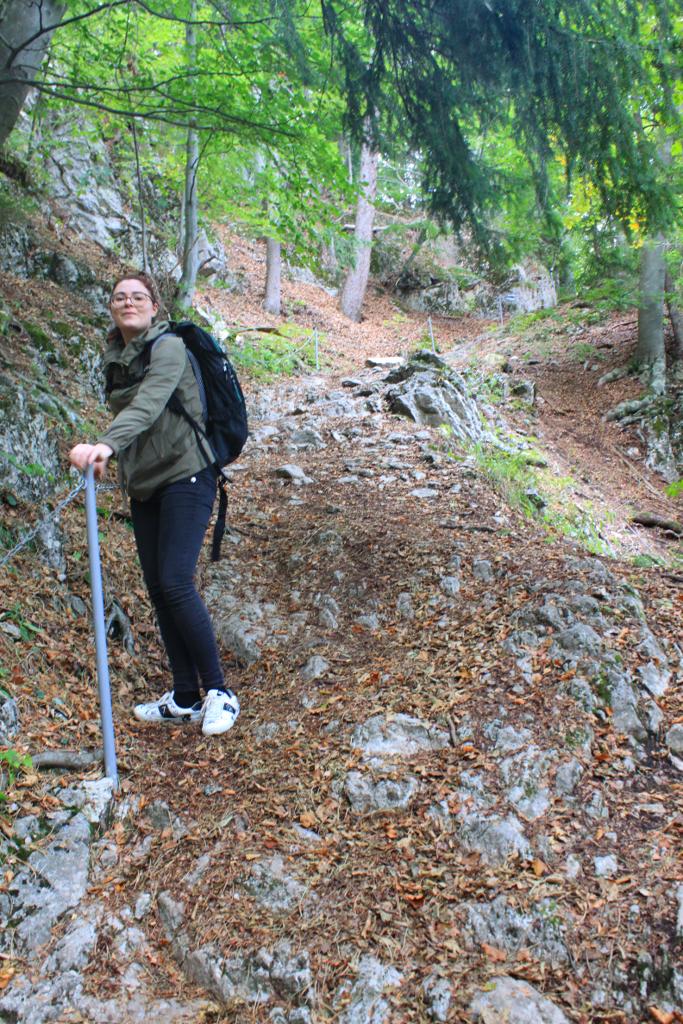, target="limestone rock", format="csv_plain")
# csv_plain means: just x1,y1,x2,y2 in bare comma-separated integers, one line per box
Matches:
351,714,449,758
457,894,568,962
555,759,583,797
344,772,418,814
469,976,569,1023
244,855,305,913
638,661,671,698
289,428,324,450
396,593,414,620
595,854,618,877
301,656,329,682
423,974,452,1022
386,368,486,442
667,723,683,754
334,954,403,1024
472,559,494,583
460,814,531,865
274,464,313,486
556,624,603,656
8,812,92,955
439,576,460,596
